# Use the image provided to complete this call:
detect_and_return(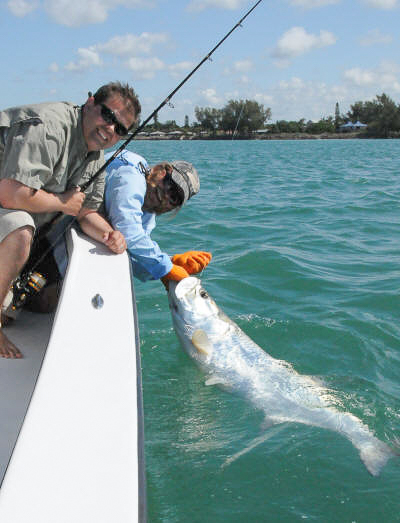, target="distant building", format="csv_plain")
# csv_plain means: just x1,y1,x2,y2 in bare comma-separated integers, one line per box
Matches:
339,121,367,132
353,121,367,129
